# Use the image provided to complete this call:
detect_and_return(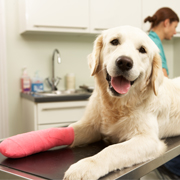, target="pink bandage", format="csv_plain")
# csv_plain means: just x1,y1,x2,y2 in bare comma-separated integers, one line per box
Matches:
0,127,74,158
